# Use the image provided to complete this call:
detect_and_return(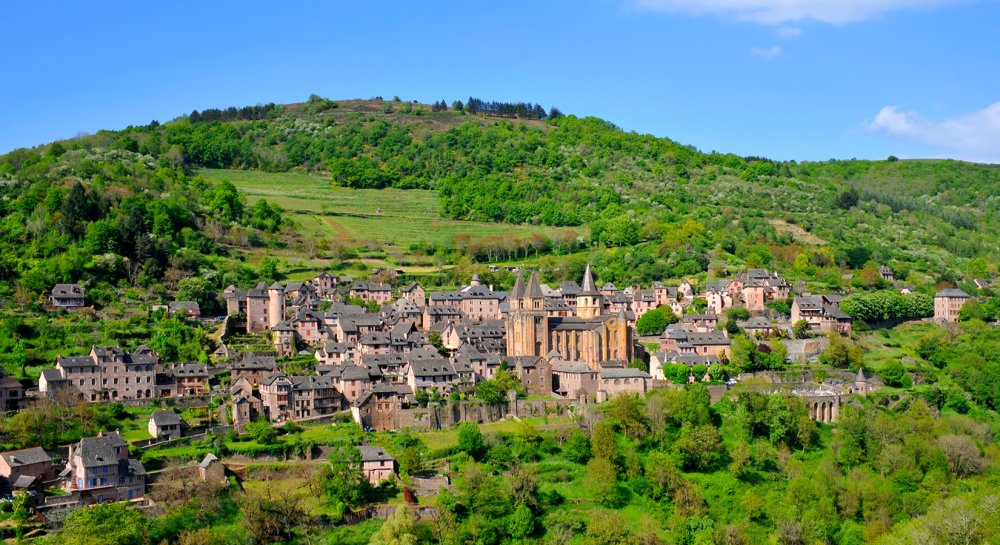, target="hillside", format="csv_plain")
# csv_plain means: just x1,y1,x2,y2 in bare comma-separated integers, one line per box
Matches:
3,95,996,293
